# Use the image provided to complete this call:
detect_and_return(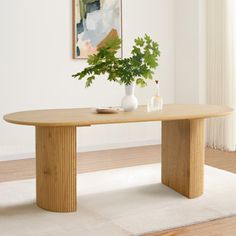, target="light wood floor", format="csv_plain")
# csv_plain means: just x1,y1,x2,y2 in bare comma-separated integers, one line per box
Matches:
0,145,161,182
0,145,236,236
